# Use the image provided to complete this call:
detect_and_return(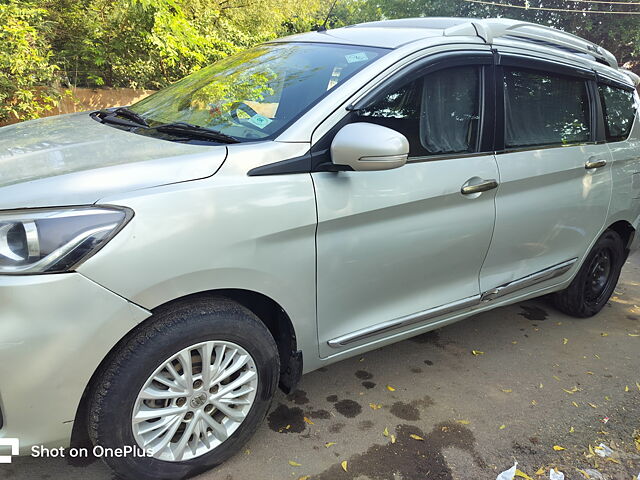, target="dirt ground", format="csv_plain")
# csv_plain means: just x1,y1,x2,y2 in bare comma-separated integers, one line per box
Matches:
5,255,640,480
